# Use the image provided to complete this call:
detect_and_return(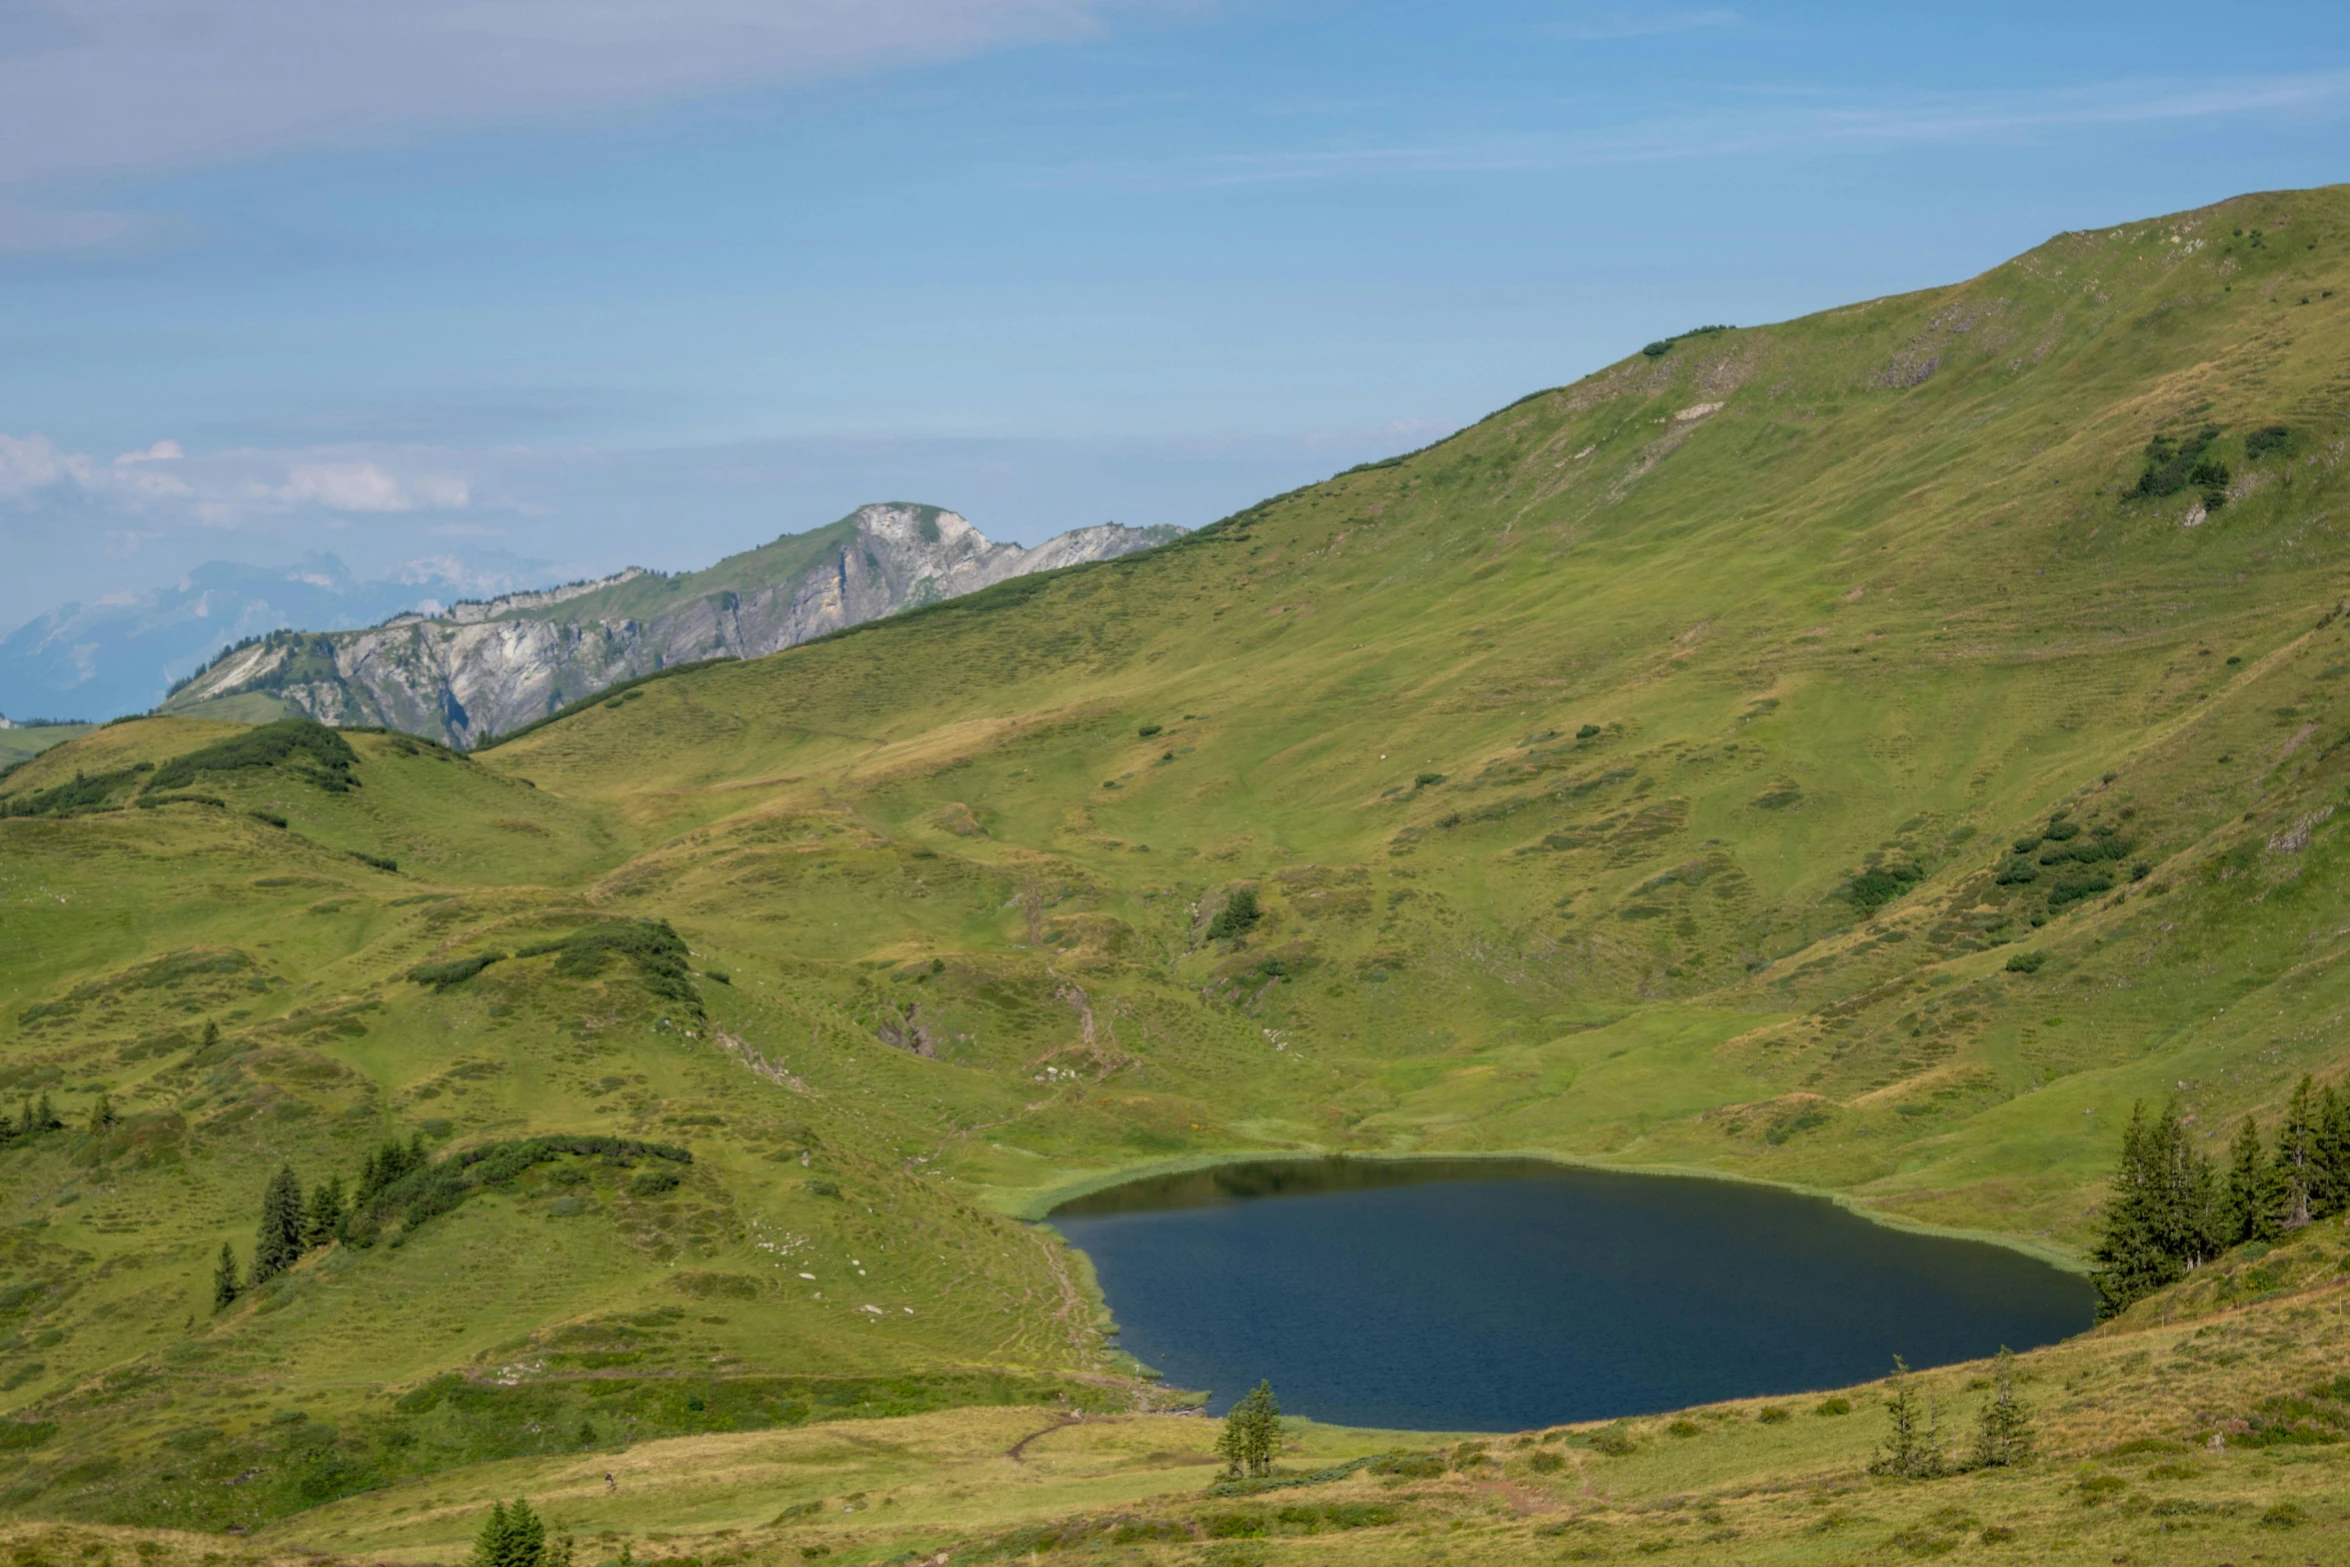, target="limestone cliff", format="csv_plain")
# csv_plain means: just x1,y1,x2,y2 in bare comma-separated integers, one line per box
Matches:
163,504,1180,746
